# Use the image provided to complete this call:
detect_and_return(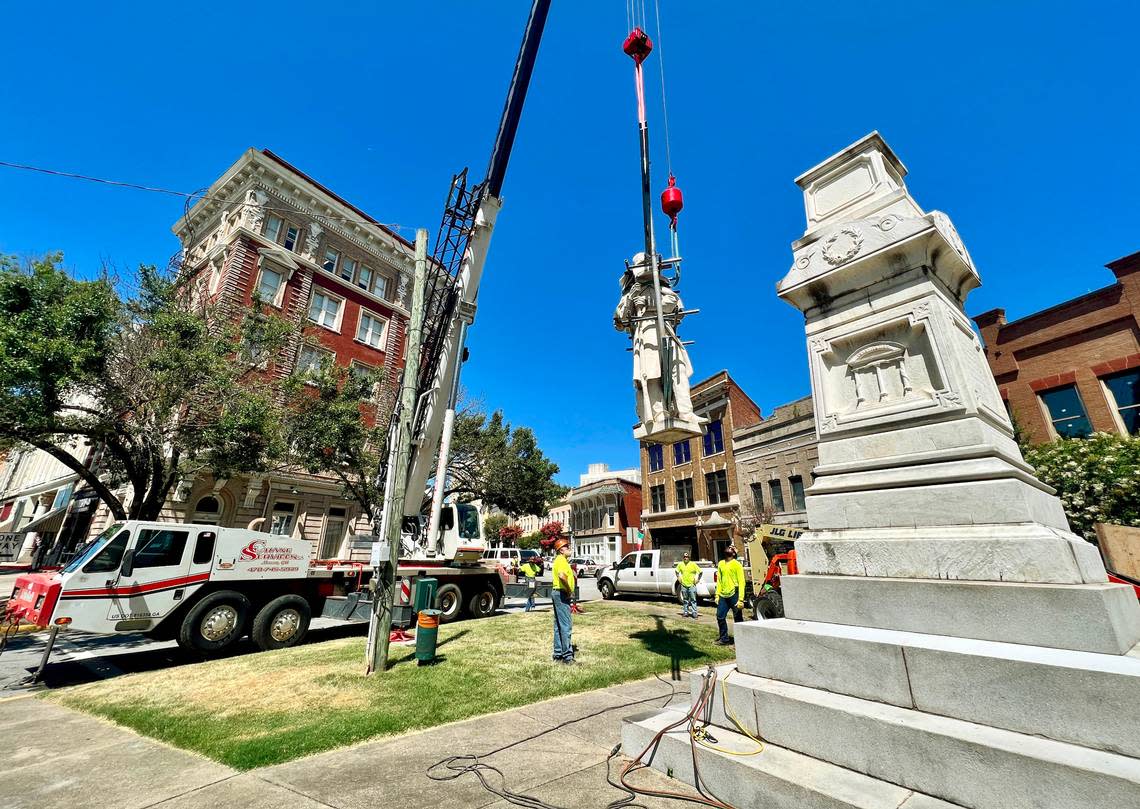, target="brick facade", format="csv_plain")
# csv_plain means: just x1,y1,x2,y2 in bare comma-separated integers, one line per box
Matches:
733,395,819,529
88,149,419,560
638,370,762,561
973,249,1140,444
